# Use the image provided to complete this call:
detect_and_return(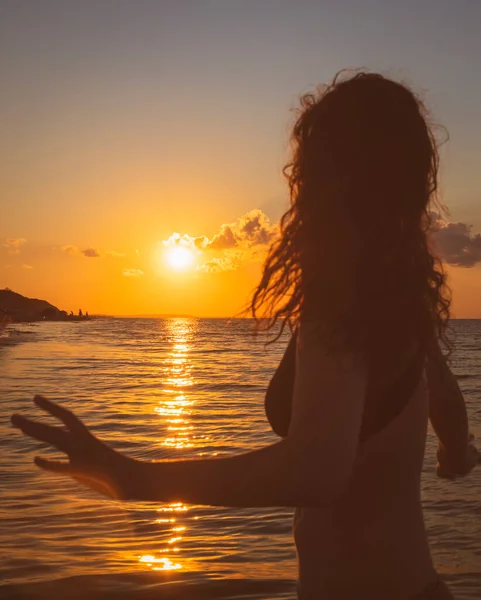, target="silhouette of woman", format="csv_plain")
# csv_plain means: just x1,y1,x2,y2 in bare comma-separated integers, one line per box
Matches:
12,72,479,599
